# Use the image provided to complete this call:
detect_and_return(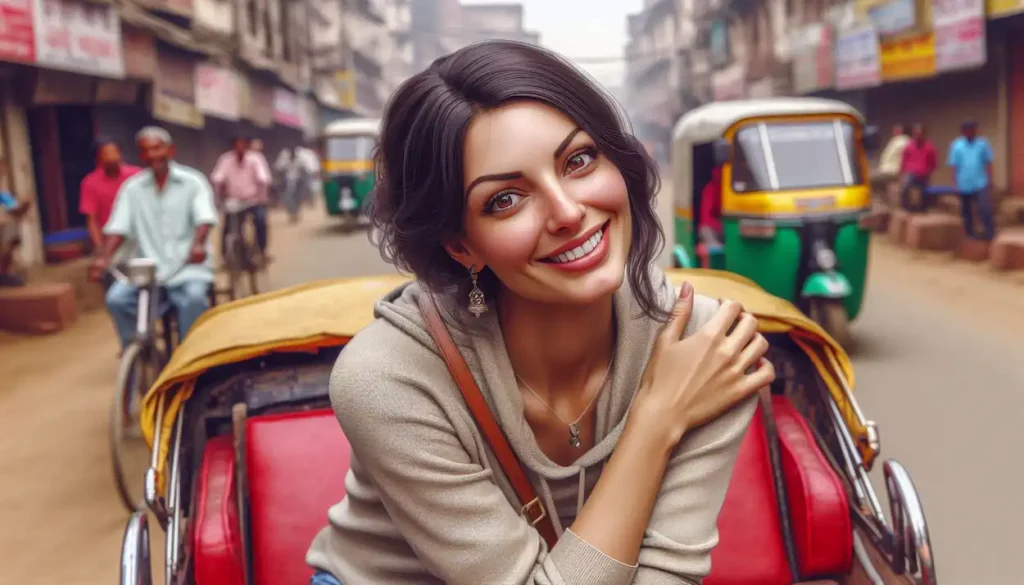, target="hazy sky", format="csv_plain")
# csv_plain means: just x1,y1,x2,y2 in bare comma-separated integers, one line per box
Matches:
462,0,643,88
